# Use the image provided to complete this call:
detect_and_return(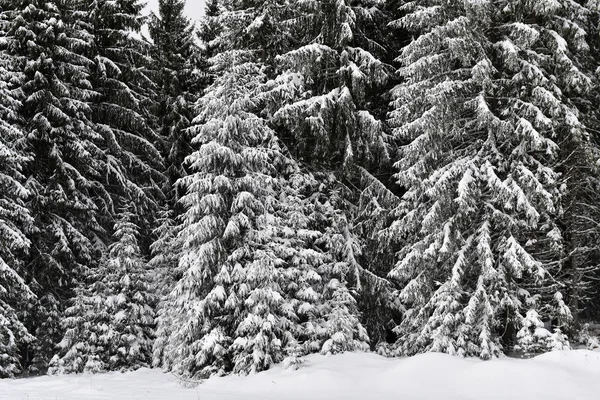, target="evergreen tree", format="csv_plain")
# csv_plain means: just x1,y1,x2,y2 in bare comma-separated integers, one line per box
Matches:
49,212,155,373
154,0,373,377
384,0,597,359
149,0,201,205
316,208,370,354
148,209,184,298
198,0,223,63
539,1,600,326
80,0,165,235
153,53,299,377
271,0,391,172
147,0,202,307
266,0,395,348
491,0,599,343
0,16,35,376
2,0,106,371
